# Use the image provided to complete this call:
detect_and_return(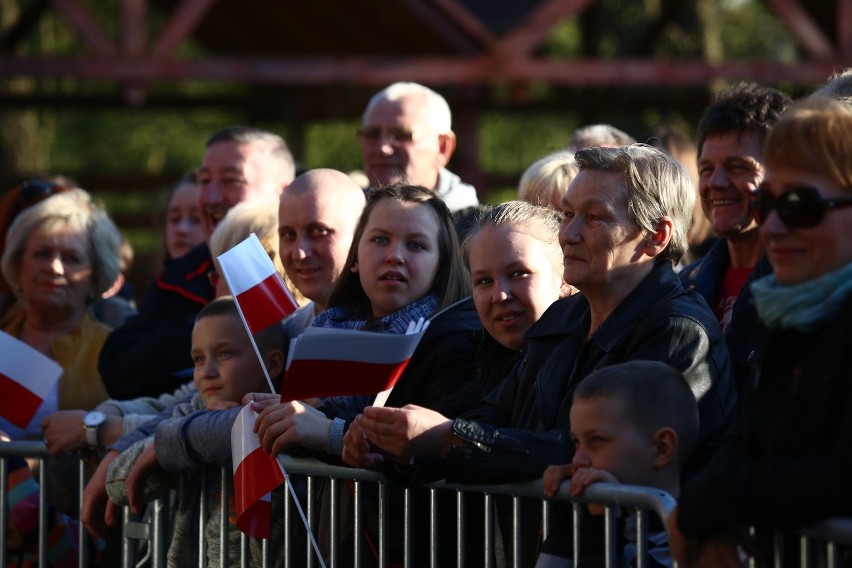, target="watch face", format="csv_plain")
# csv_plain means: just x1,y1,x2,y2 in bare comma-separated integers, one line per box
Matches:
84,411,106,427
